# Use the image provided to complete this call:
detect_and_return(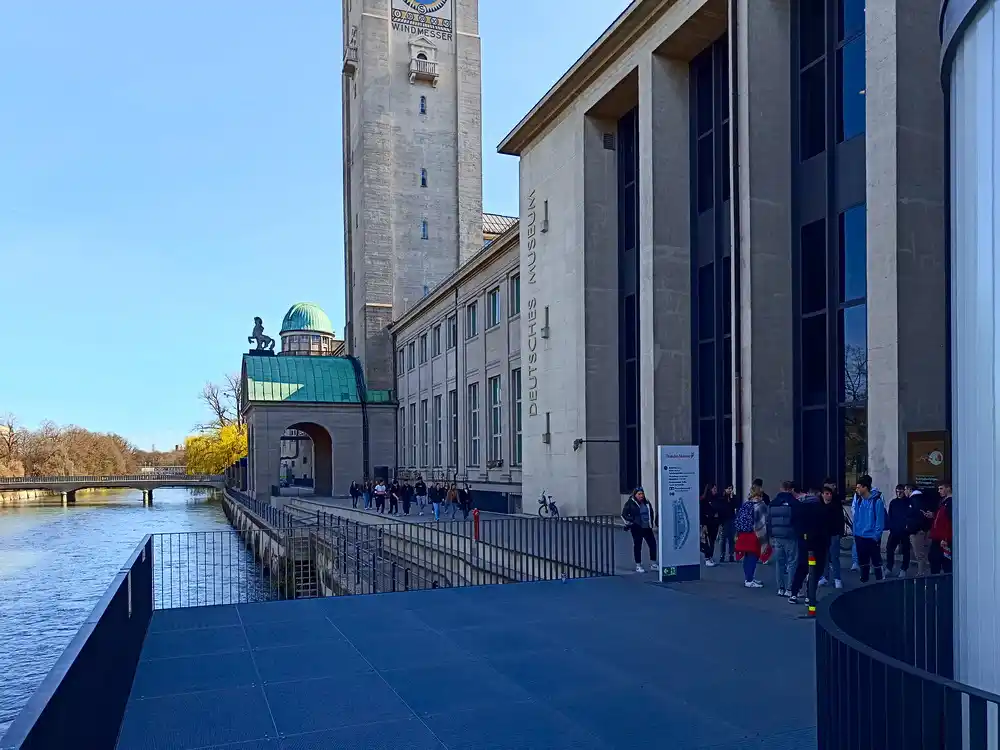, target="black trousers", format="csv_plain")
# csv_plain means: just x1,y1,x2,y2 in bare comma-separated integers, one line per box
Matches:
631,526,657,565
929,540,952,574
790,537,829,601
856,537,884,582
375,495,385,512
702,521,720,560
885,531,911,572
389,495,398,514
351,493,358,508
402,496,411,514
